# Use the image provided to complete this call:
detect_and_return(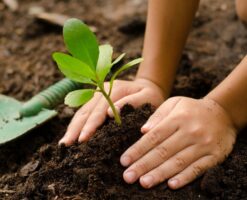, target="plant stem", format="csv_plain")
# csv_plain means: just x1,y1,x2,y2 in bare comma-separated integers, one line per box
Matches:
99,85,121,125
